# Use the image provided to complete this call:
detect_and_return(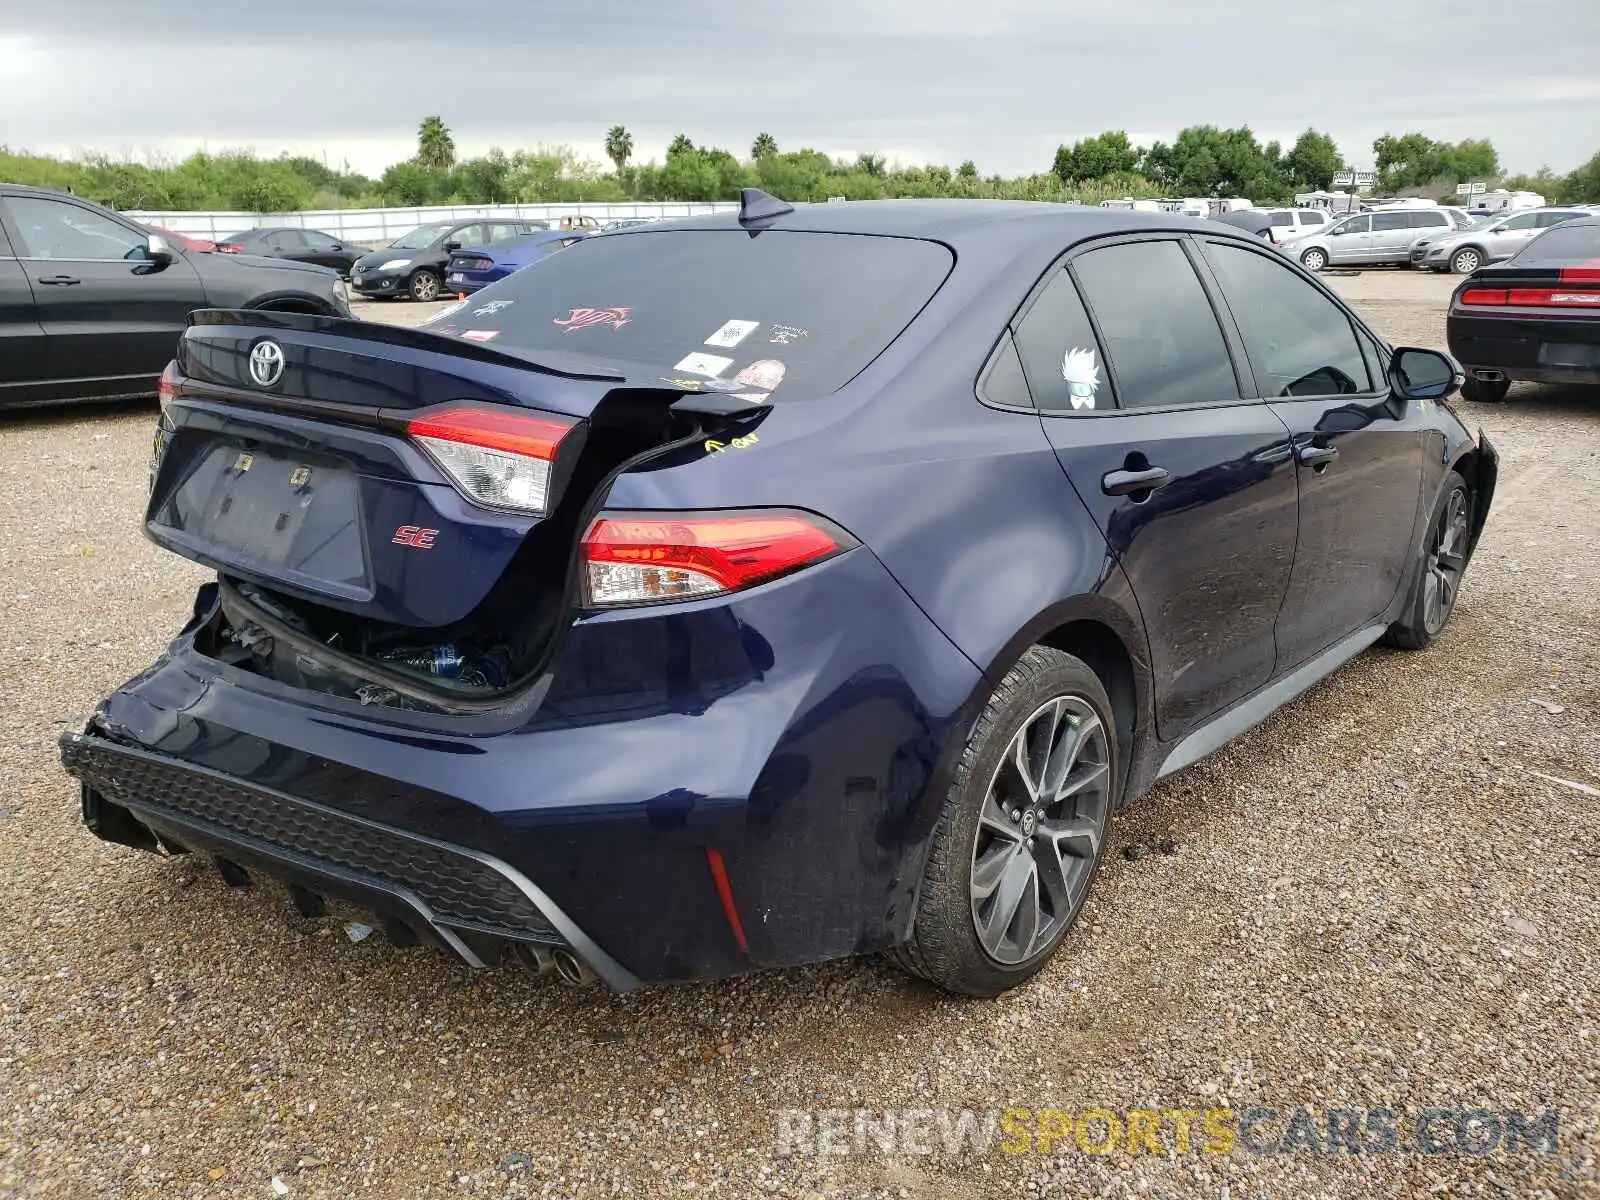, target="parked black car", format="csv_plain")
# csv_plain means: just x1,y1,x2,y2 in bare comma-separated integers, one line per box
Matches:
0,185,352,410
215,226,364,273
350,218,549,301
1448,216,1600,403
